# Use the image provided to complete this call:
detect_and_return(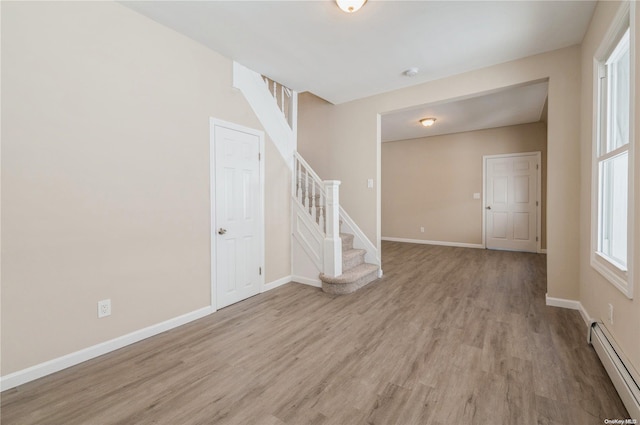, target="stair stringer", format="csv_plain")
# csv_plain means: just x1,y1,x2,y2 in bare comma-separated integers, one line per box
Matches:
232,61,296,169
339,207,382,277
